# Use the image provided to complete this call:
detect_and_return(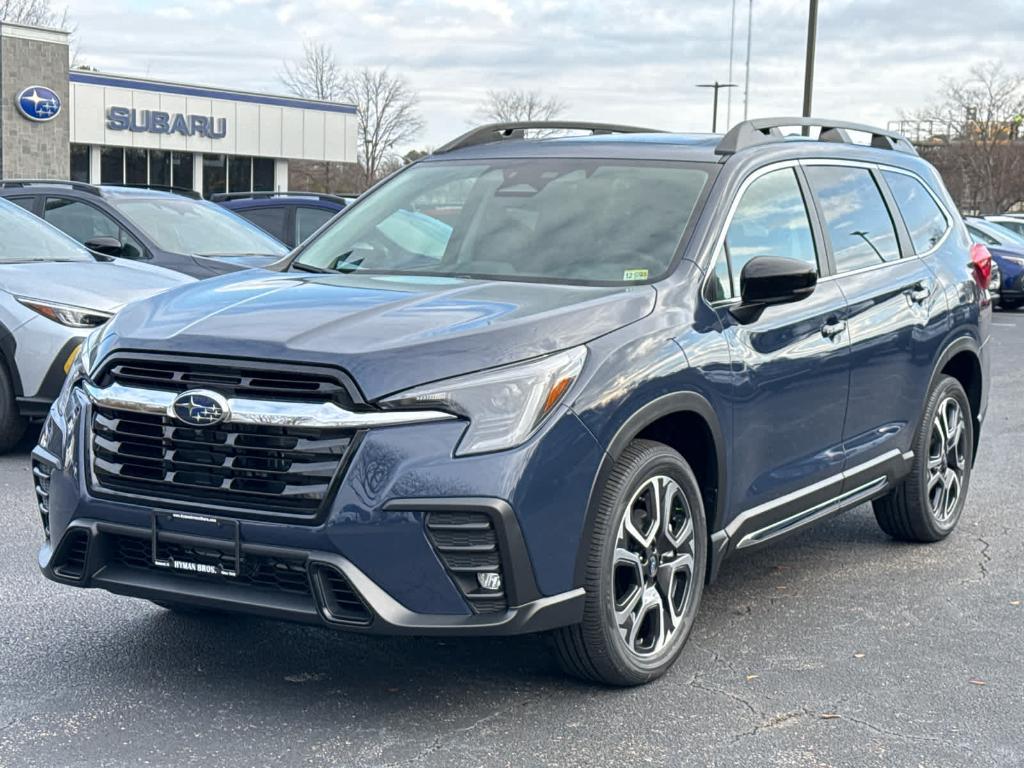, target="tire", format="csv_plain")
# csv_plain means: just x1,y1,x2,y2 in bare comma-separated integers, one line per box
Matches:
0,360,27,455
999,298,1021,311
553,439,708,686
873,375,973,542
